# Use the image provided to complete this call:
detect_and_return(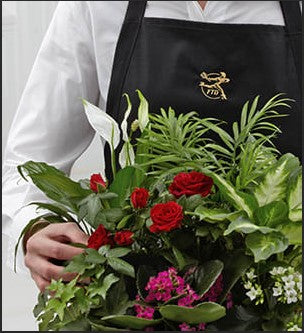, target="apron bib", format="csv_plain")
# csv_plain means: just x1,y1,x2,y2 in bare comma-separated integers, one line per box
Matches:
105,1,301,181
